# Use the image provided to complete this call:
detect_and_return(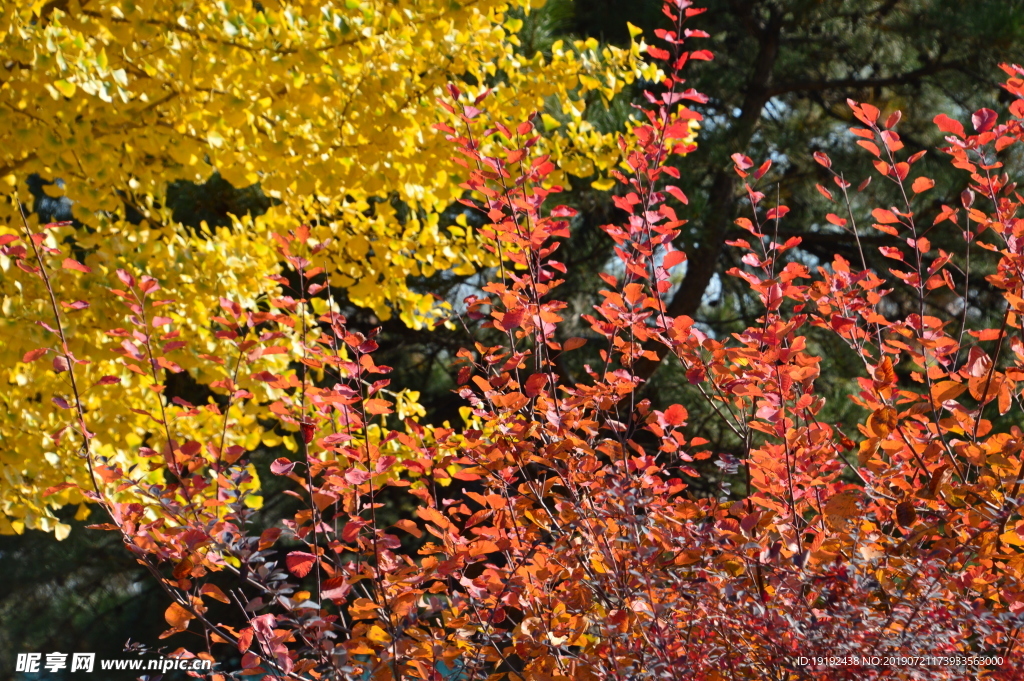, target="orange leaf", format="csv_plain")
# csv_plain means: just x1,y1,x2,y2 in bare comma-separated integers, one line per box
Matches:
237,628,254,653
364,398,393,415
393,518,422,538
200,584,230,603
871,208,900,224
867,406,897,438
911,177,935,194
931,380,967,405
824,491,861,528
164,602,194,631
563,337,587,351
874,357,896,385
